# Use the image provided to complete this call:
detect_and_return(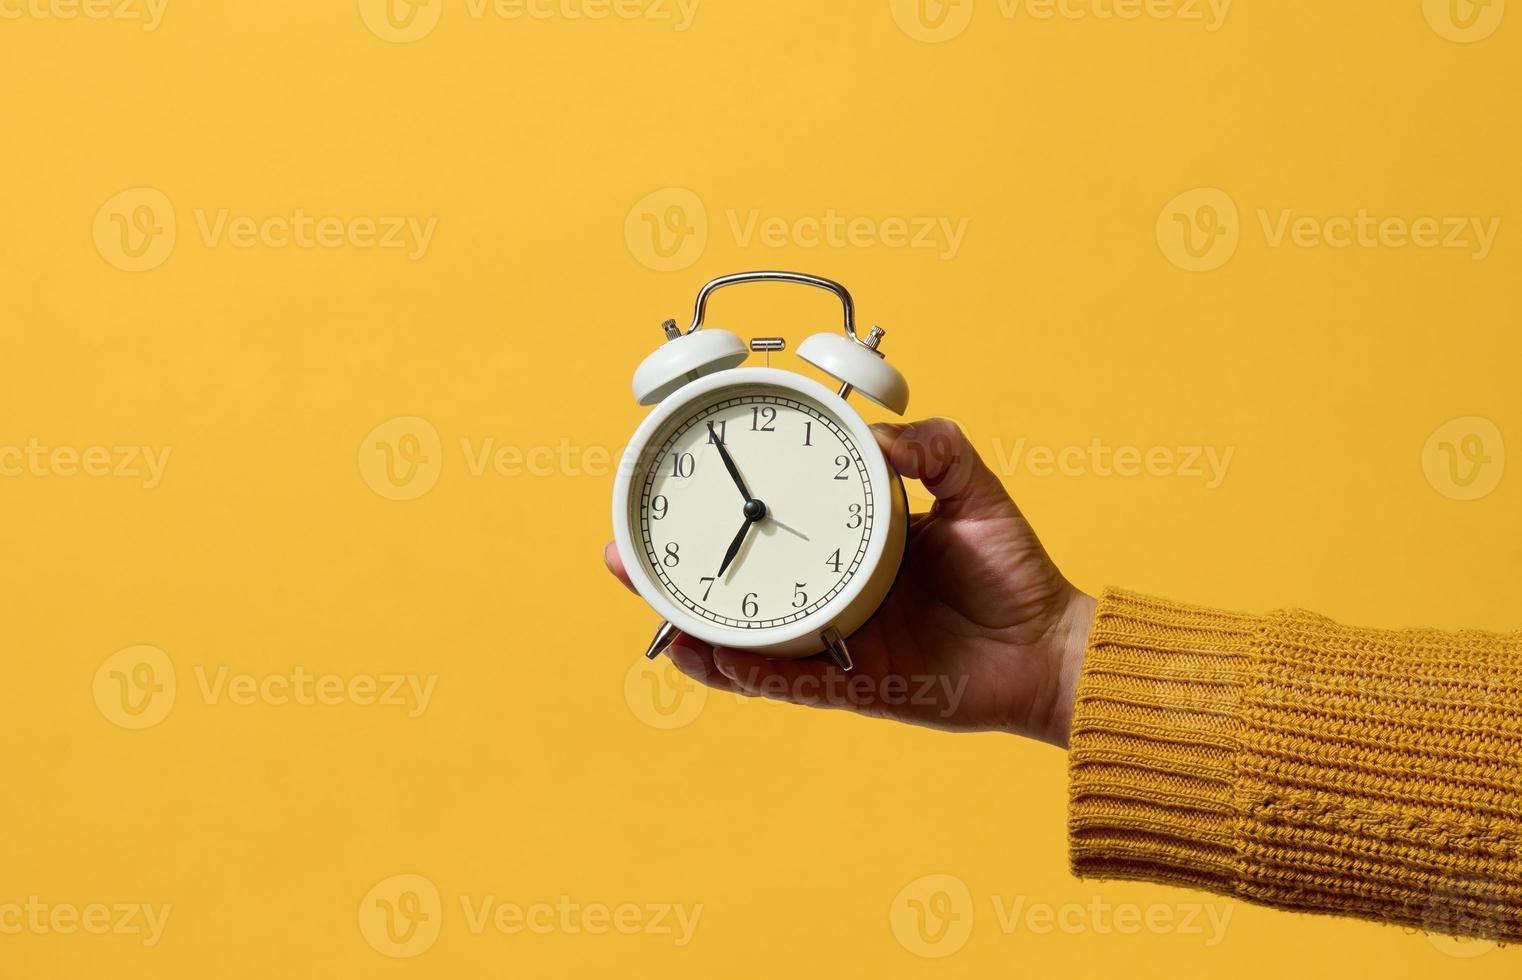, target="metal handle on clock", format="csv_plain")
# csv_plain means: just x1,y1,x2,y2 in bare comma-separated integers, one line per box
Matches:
686,271,875,347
